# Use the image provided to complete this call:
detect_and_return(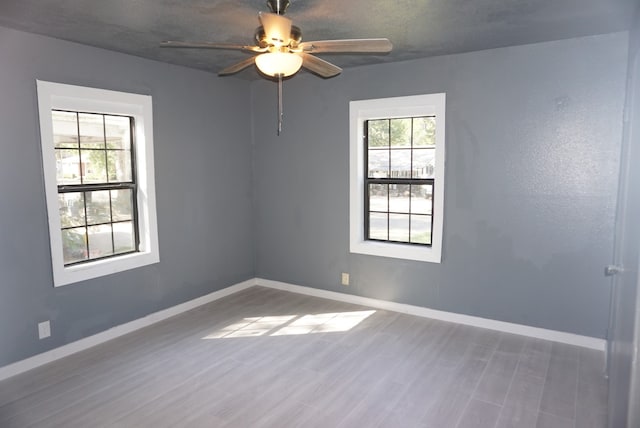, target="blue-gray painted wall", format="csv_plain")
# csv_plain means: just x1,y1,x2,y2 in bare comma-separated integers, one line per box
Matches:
0,26,255,367
252,32,628,339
